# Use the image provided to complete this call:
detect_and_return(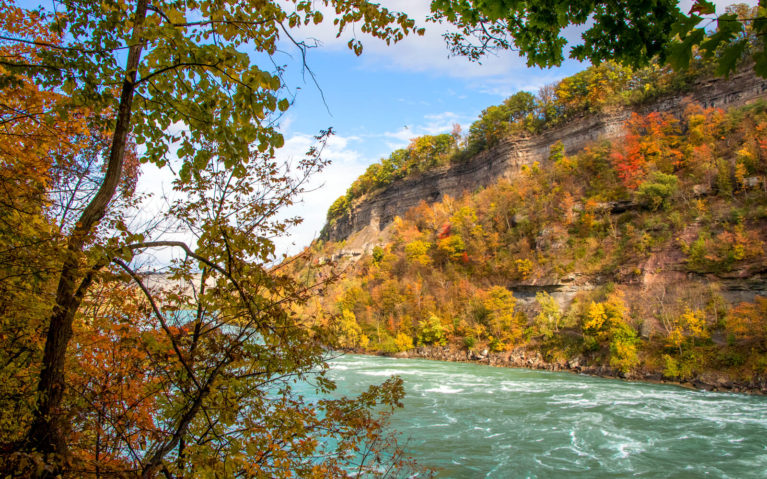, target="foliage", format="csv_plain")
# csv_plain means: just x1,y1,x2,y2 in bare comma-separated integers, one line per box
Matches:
328,195,351,222
726,297,767,347
392,332,414,352
338,309,370,349
405,239,433,266
582,294,627,337
638,172,679,210
310,78,767,393
0,0,427,476
682,224,765,273
609,321,640,374
417,315,448,346
430,0,767,78
324,58,734,224
467,91,537,150
611,112,683,188
372,245,386,264
534,292,563,338
327,134,459,221
437,234,467,263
